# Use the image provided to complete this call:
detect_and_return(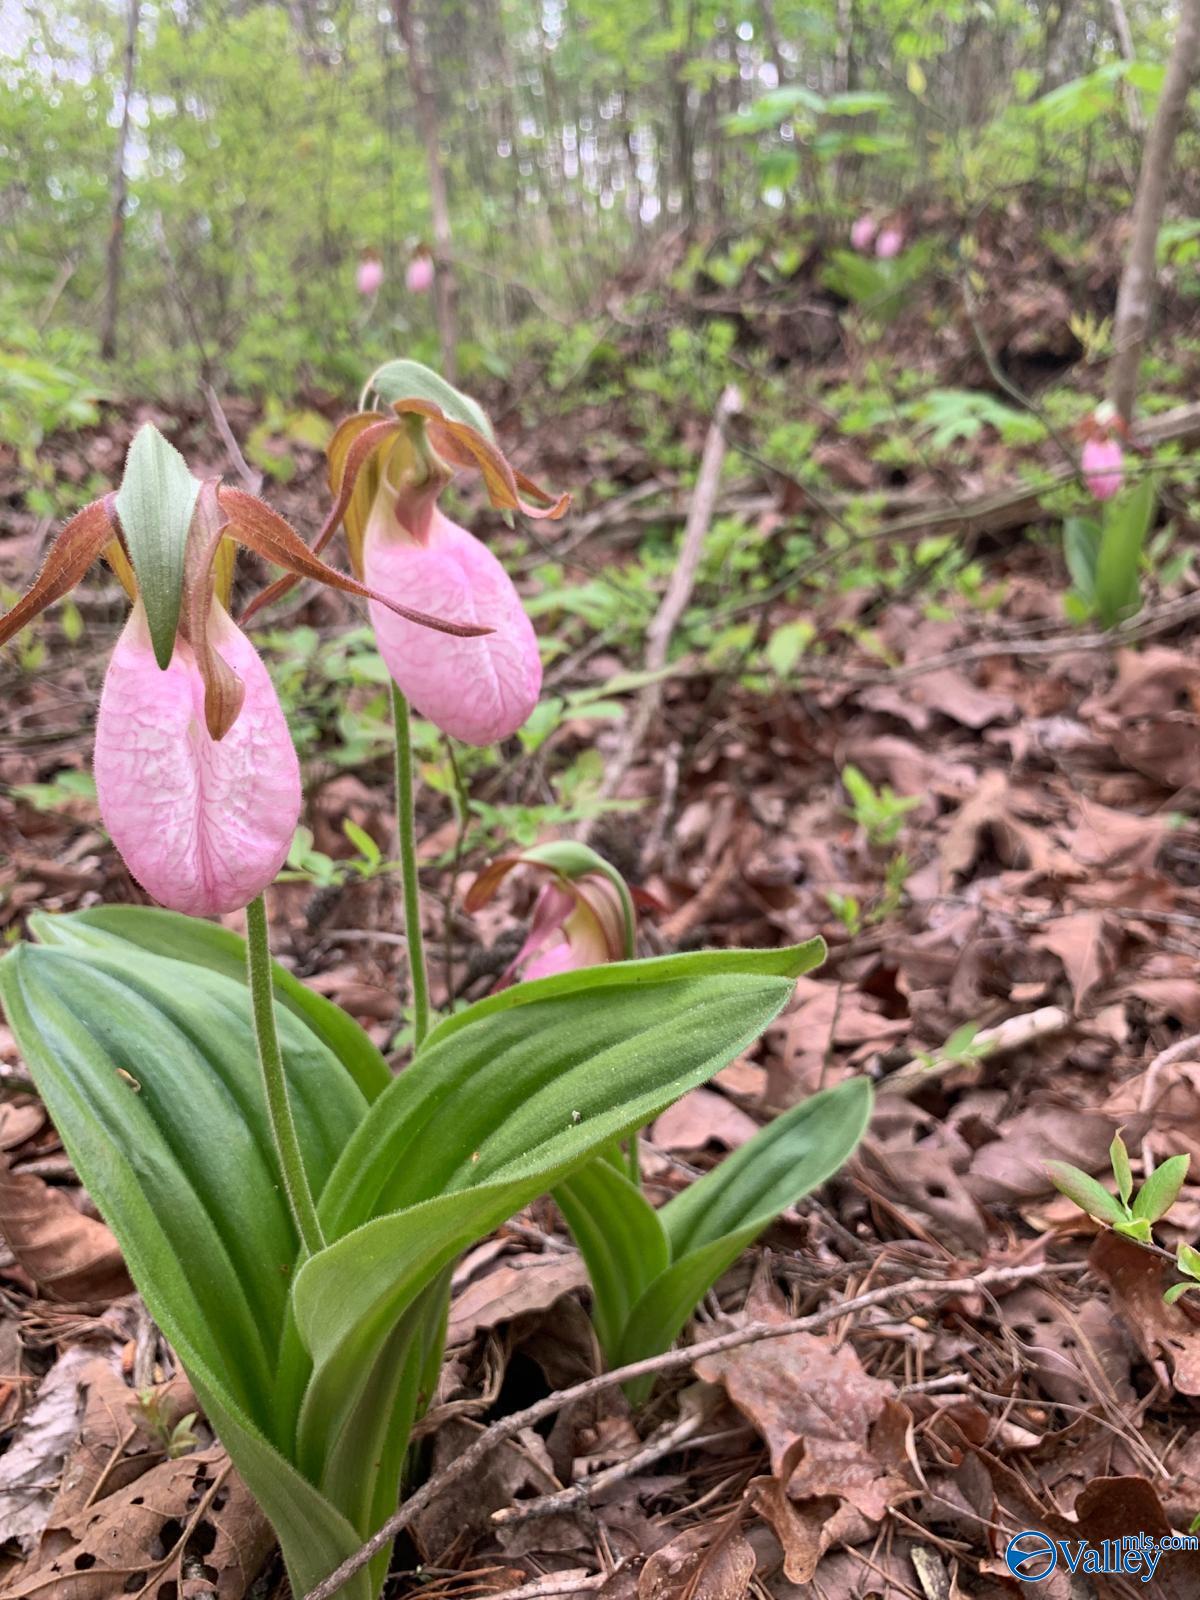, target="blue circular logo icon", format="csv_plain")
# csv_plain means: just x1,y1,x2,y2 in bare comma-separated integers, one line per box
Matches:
1006,1531,1058,1581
